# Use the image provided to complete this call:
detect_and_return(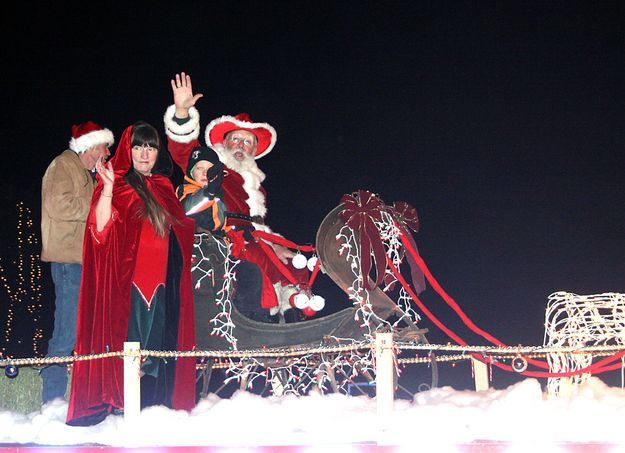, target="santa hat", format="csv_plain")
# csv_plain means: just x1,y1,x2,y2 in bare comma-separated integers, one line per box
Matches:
205,113,277,159
69,121,114,154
